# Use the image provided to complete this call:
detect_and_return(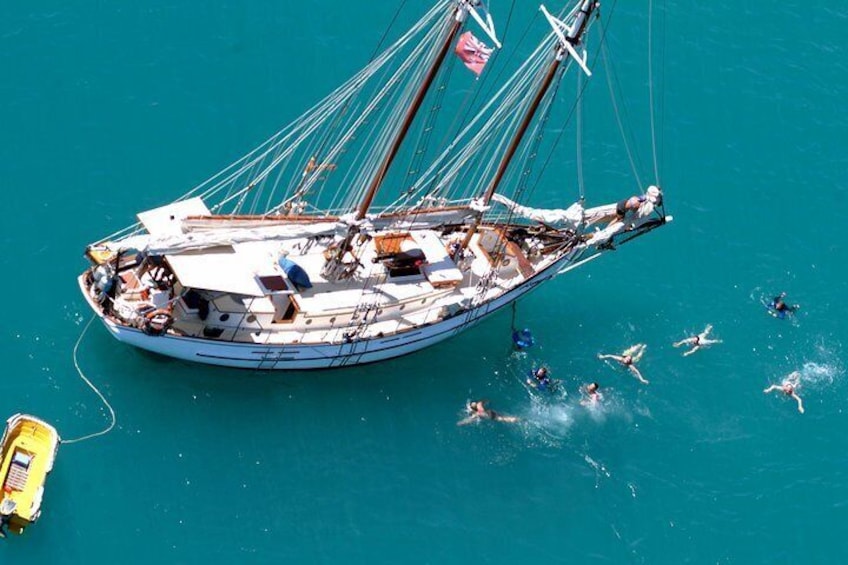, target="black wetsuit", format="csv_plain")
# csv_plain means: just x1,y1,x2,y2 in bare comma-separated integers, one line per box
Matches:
772,297,798,317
